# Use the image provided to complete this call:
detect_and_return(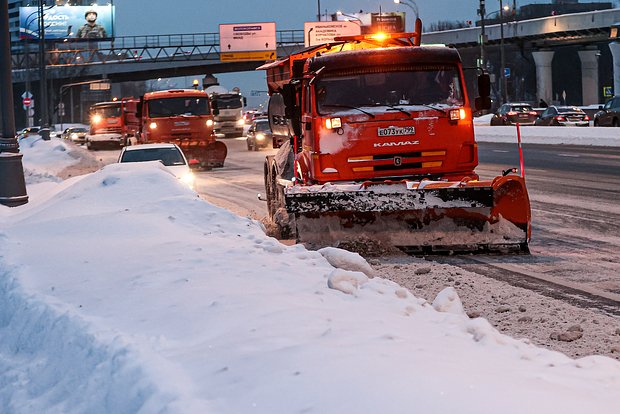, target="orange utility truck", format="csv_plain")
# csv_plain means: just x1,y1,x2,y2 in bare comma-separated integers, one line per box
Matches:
87,98,139,150
259,21,531,253
135,89,227,169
